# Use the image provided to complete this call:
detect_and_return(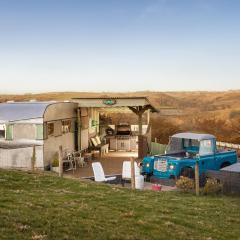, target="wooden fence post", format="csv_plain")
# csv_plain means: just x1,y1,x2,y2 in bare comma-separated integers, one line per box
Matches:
195,161,200,196
59,145,63,177
131,157,135,189
31,145,36,171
